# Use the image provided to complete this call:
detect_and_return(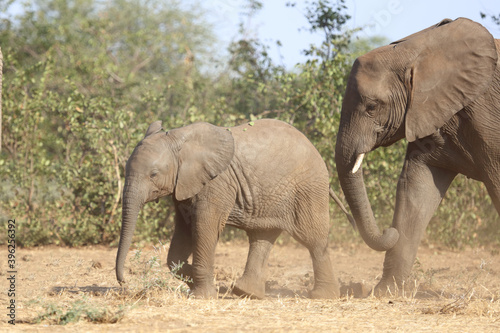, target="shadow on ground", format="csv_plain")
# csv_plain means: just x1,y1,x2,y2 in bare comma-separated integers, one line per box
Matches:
51,286,123,296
